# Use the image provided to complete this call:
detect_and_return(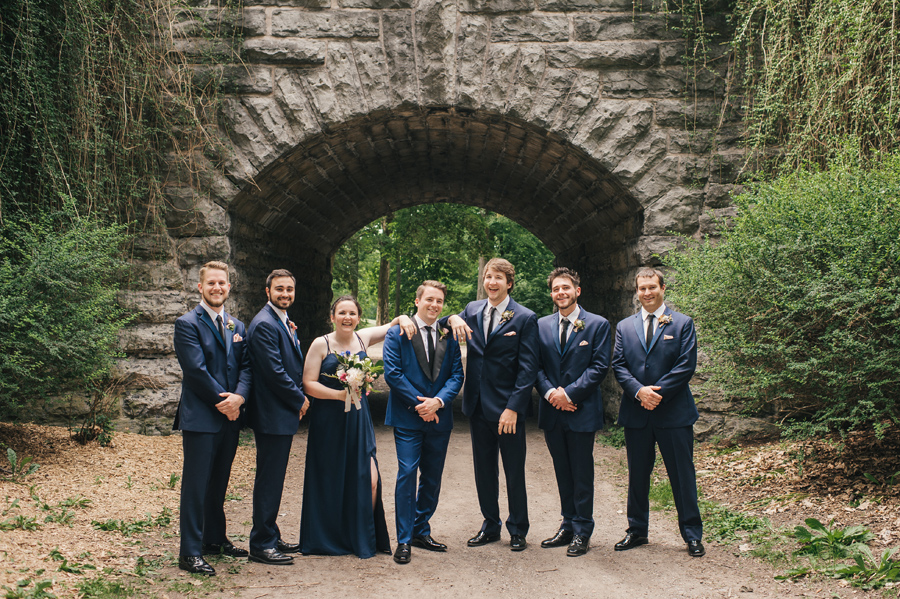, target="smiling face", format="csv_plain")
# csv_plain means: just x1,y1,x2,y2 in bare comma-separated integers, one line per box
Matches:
331,299,361,332
483,268,512,304
415,285,445,325
636,275,666,313
267,276,295,311
198,268,230,309
550,276,581,314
